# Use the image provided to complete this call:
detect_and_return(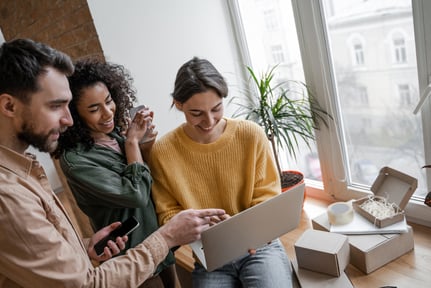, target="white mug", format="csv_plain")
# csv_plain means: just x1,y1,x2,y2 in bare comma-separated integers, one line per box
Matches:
129,105,155,143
